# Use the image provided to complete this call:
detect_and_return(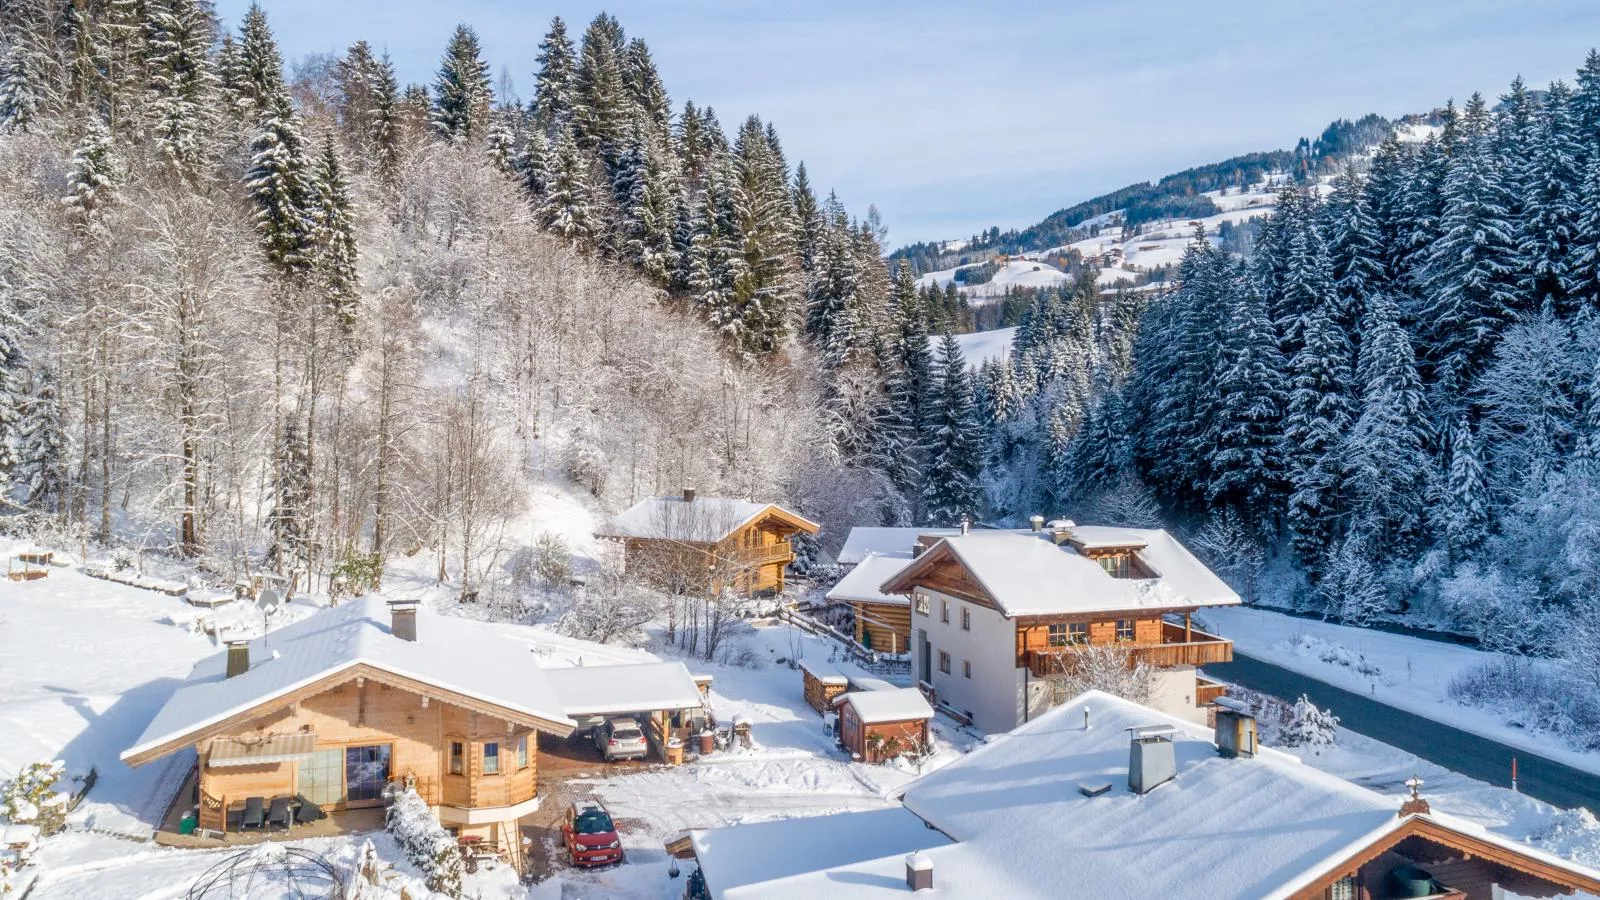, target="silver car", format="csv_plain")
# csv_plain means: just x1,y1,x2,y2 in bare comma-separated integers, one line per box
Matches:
594,717,648,762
